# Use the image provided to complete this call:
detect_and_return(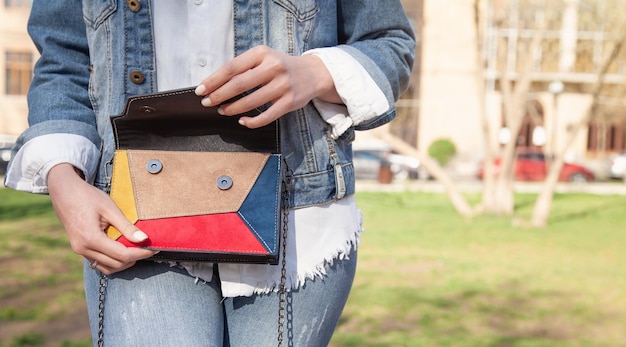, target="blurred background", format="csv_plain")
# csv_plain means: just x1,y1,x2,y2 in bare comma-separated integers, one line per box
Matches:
1,1,626,346
3,0,626,187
